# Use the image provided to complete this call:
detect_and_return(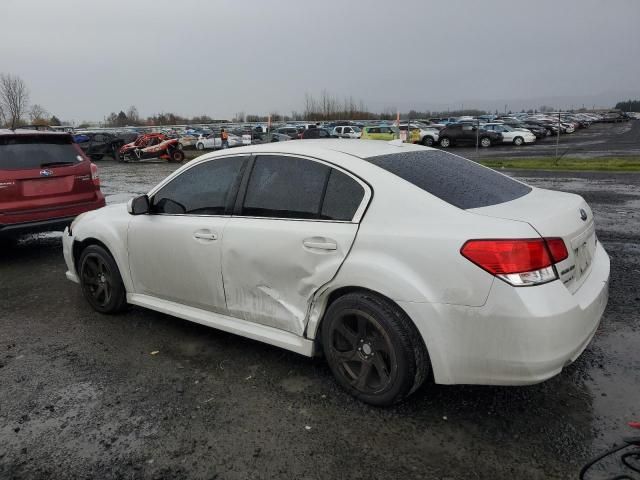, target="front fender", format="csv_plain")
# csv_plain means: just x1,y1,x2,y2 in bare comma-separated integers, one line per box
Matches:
71,204,134,292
